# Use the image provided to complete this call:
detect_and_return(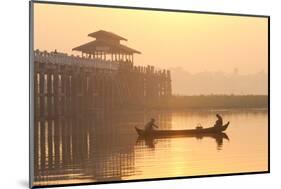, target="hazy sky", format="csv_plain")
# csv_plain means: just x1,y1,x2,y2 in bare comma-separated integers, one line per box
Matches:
34,3,268,74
